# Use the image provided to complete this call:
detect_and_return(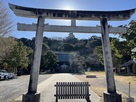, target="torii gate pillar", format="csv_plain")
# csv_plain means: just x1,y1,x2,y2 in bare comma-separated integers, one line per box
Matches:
101,18,122,102
22,16,45,102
